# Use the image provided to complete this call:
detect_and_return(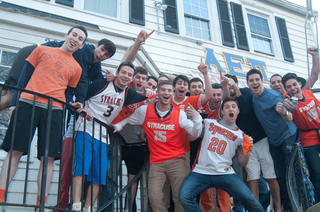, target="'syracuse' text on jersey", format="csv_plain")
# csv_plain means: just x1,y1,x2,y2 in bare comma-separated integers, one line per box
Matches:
76,81,128,143
142,104,184,164
193,119,244,175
